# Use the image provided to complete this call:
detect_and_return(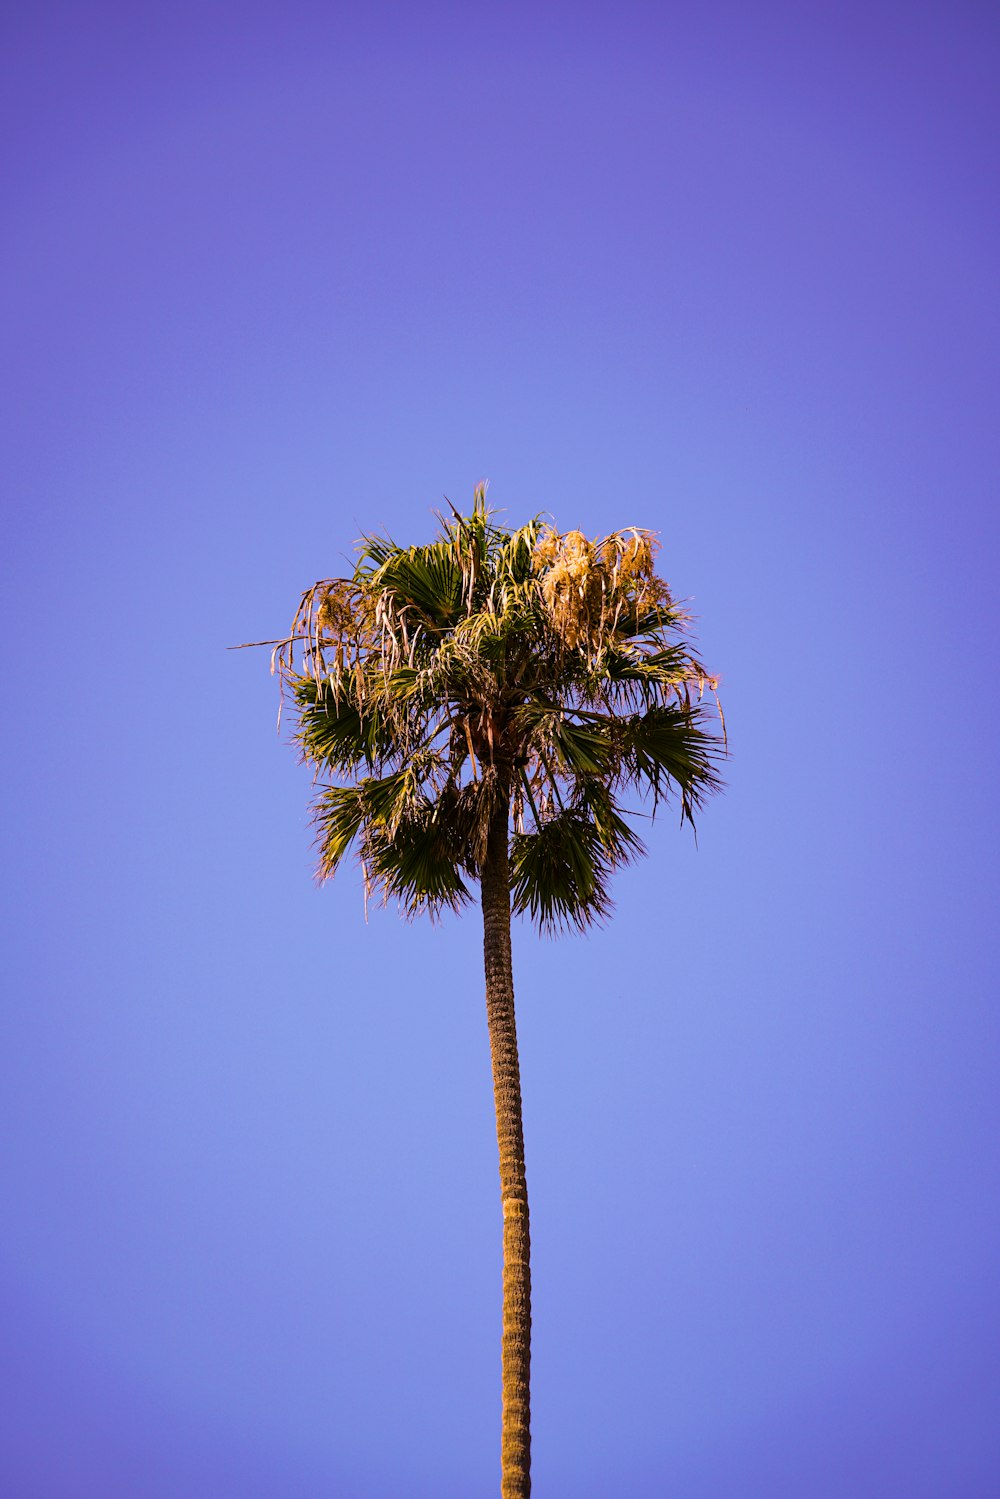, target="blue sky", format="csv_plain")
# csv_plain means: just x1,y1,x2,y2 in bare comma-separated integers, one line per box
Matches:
2,2,998,1494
